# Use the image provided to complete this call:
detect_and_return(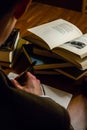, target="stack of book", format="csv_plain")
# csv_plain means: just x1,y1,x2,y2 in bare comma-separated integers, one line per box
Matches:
22,18,87,80
21,43,73,75
0,29,27,68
